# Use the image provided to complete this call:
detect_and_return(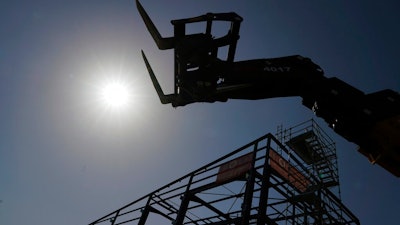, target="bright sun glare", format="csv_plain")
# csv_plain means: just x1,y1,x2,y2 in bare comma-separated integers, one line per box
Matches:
99,80,131,111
